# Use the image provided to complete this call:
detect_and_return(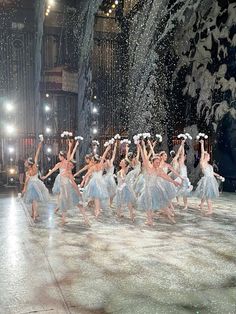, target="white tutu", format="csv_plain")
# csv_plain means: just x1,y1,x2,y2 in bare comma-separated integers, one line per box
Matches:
24,175,49,204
